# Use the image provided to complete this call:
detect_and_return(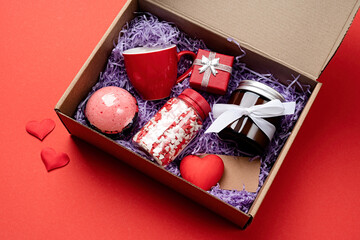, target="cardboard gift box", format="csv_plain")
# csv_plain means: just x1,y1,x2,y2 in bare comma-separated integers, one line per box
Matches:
55,0,360,229
190,49,234,95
